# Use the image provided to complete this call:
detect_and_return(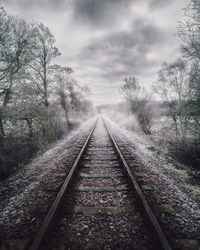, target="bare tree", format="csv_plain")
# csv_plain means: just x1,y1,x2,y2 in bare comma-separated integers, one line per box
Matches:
189,61,200,112
0,10,36,176
155,59,190,135
29,23,61,108
0,9,93,178
51,65,73,124
0,10,35,134
121,76,153,134
178,0,200,134
178,0,200,61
